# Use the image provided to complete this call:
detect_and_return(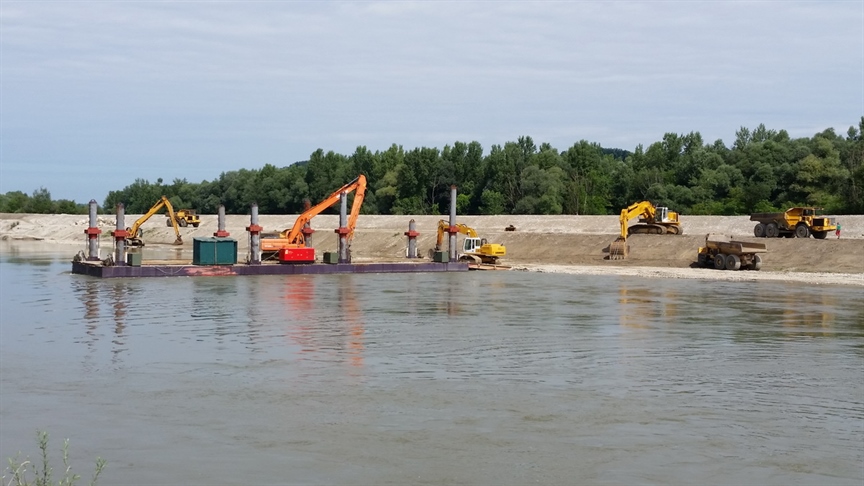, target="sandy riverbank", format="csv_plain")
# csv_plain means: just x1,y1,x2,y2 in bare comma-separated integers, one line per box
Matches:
1,213,862,286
